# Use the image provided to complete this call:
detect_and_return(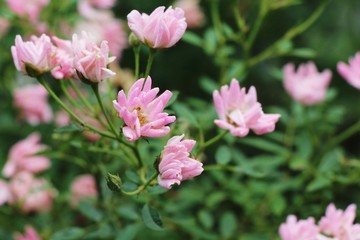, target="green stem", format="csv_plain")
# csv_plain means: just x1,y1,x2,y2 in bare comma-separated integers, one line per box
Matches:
68,79,95,112
37,77,116,140
246,0,268,51
134,46,141,80
324,120,360,152
91,83,119,138
144,48,156,78
197,130,228,155
121,172,158,195
210,0,225,44
59,80,80,109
